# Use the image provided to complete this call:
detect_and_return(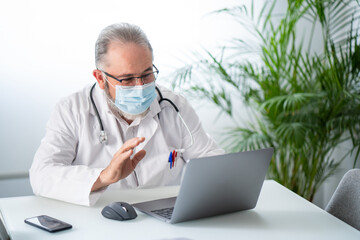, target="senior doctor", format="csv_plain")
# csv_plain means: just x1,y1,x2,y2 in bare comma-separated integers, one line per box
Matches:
29,23,224,206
